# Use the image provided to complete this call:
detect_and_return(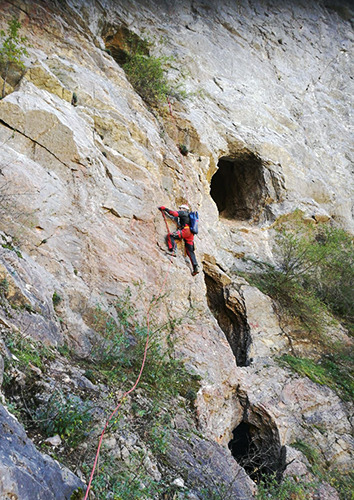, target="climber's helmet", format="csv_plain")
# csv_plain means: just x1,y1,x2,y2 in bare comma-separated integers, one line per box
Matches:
179,204,190,211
